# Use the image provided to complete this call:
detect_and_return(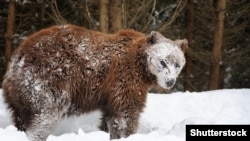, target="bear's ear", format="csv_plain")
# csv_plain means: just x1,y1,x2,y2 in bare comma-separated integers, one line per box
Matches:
149,31,158,44
175,39,188,52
